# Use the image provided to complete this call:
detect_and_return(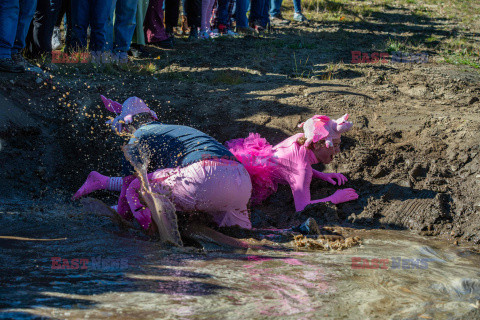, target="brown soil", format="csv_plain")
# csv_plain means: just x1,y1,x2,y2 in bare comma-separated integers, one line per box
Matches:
1,6,479,248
